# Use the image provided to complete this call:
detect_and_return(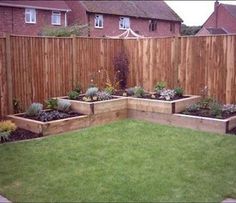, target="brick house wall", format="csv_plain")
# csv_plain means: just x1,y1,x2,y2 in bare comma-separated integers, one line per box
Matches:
0,6,66,36
203,5,236,33
87,13,180,37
